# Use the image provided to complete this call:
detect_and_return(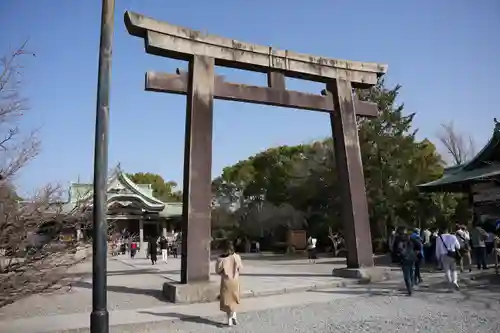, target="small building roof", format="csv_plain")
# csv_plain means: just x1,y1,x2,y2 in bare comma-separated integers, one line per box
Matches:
63,165,182,217
418,120,500,193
